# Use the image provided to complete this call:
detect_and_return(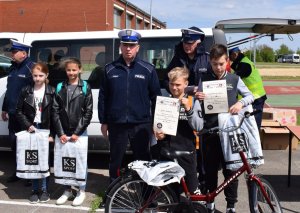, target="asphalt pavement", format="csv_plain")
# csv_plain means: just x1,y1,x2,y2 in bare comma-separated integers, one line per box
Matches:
0,148,299,213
